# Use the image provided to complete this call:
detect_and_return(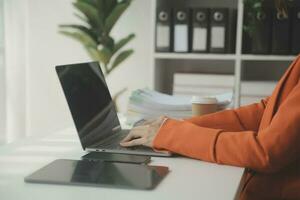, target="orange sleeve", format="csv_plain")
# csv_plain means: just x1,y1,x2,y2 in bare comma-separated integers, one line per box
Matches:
184,98,268,132
153,83,300,173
